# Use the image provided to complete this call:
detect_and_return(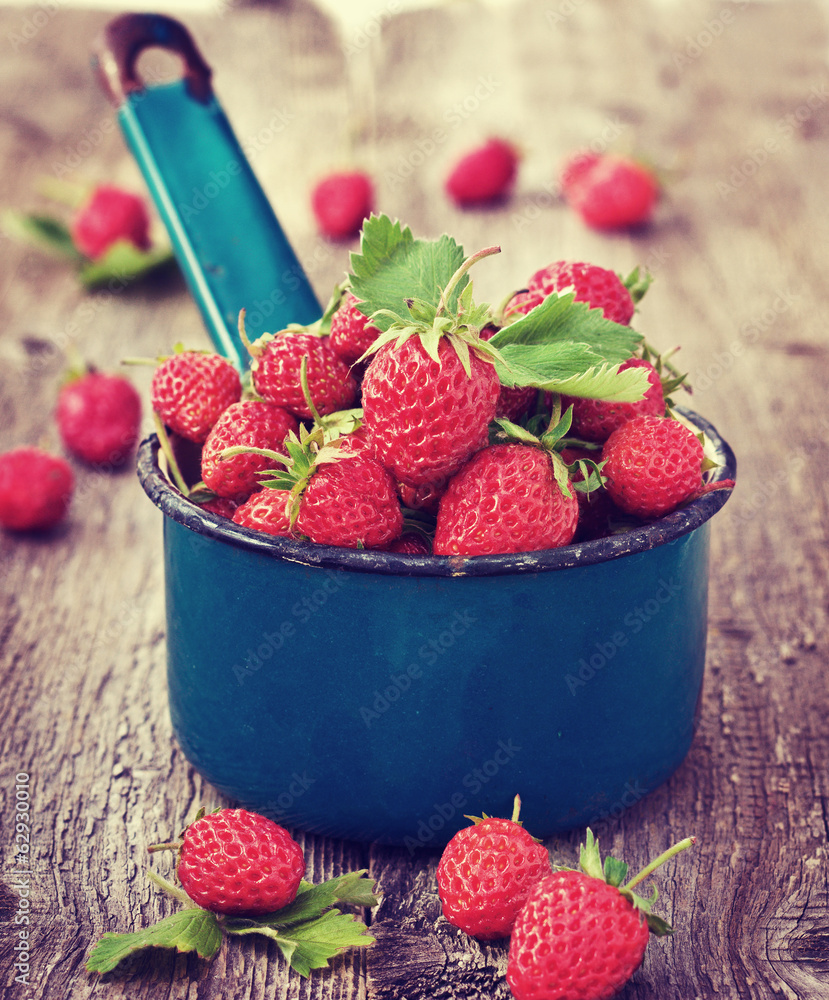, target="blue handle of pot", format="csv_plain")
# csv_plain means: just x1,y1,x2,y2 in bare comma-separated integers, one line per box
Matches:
94,13,322,369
